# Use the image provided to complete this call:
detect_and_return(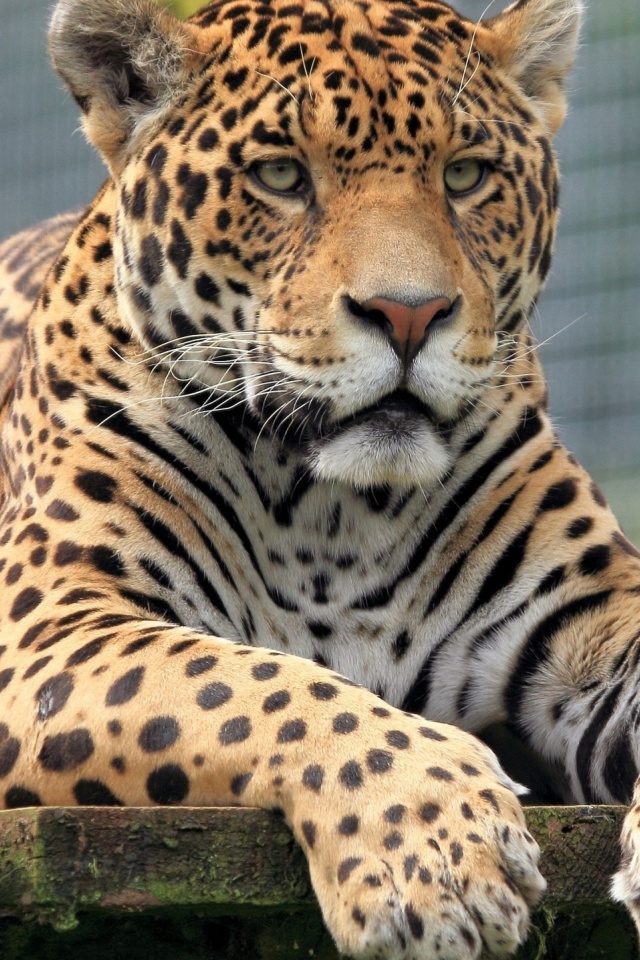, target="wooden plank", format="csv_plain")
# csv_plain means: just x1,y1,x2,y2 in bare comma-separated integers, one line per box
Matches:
0,805,635,958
